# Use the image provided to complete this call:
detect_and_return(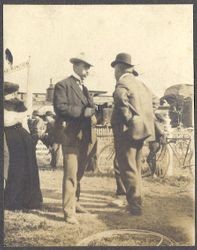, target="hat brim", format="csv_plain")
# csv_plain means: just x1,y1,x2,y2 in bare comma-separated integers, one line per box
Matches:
111,60,135,68
4,82,19,95
70,58,93,67
111,61,139,76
